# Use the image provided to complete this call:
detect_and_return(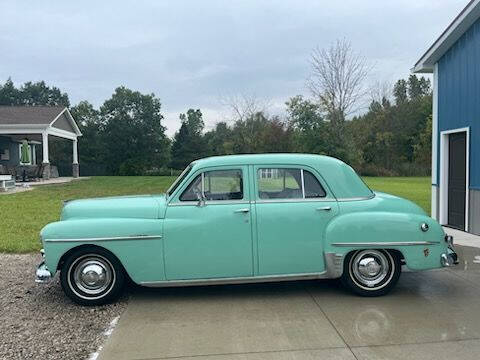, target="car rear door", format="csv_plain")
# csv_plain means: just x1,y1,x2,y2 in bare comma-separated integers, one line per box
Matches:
254,165,338,275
